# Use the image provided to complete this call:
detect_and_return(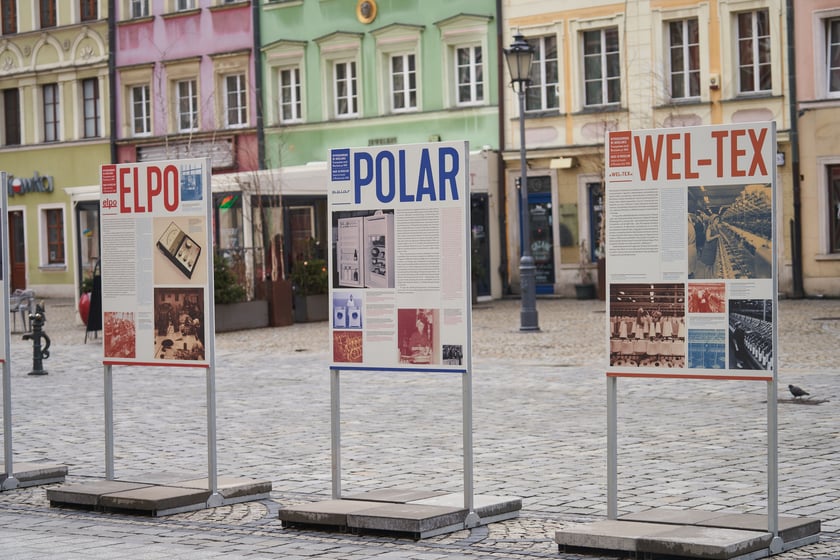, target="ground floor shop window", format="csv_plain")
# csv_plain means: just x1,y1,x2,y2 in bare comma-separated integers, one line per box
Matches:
829,165,840,253
40,206,66,266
